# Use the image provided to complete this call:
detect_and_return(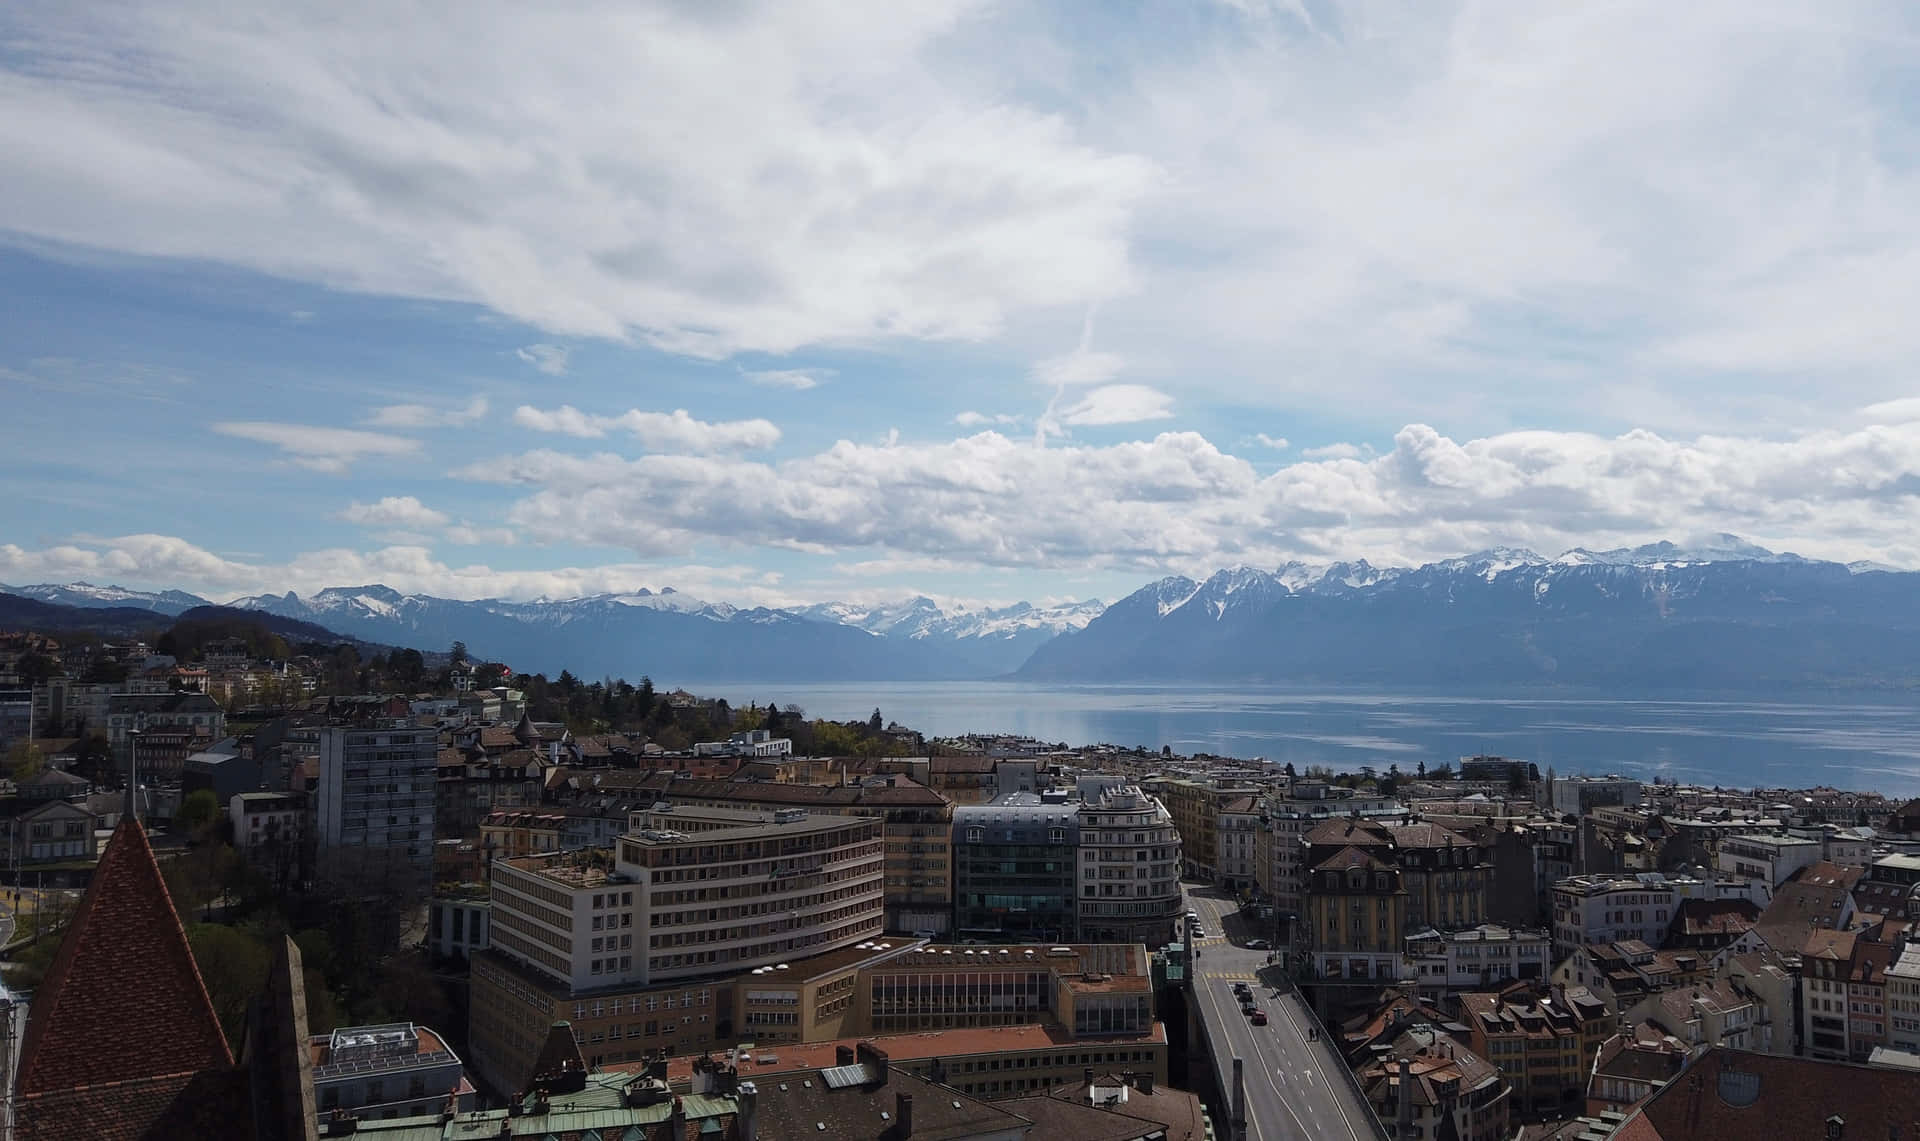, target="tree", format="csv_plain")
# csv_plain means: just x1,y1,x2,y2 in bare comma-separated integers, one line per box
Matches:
869,708,885,733
4,741,46,782
186,923,269,1046
1417,761,1427,779
175,789,222,841
450,640,469,664
1282,762,1296,779
14,652,57,686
